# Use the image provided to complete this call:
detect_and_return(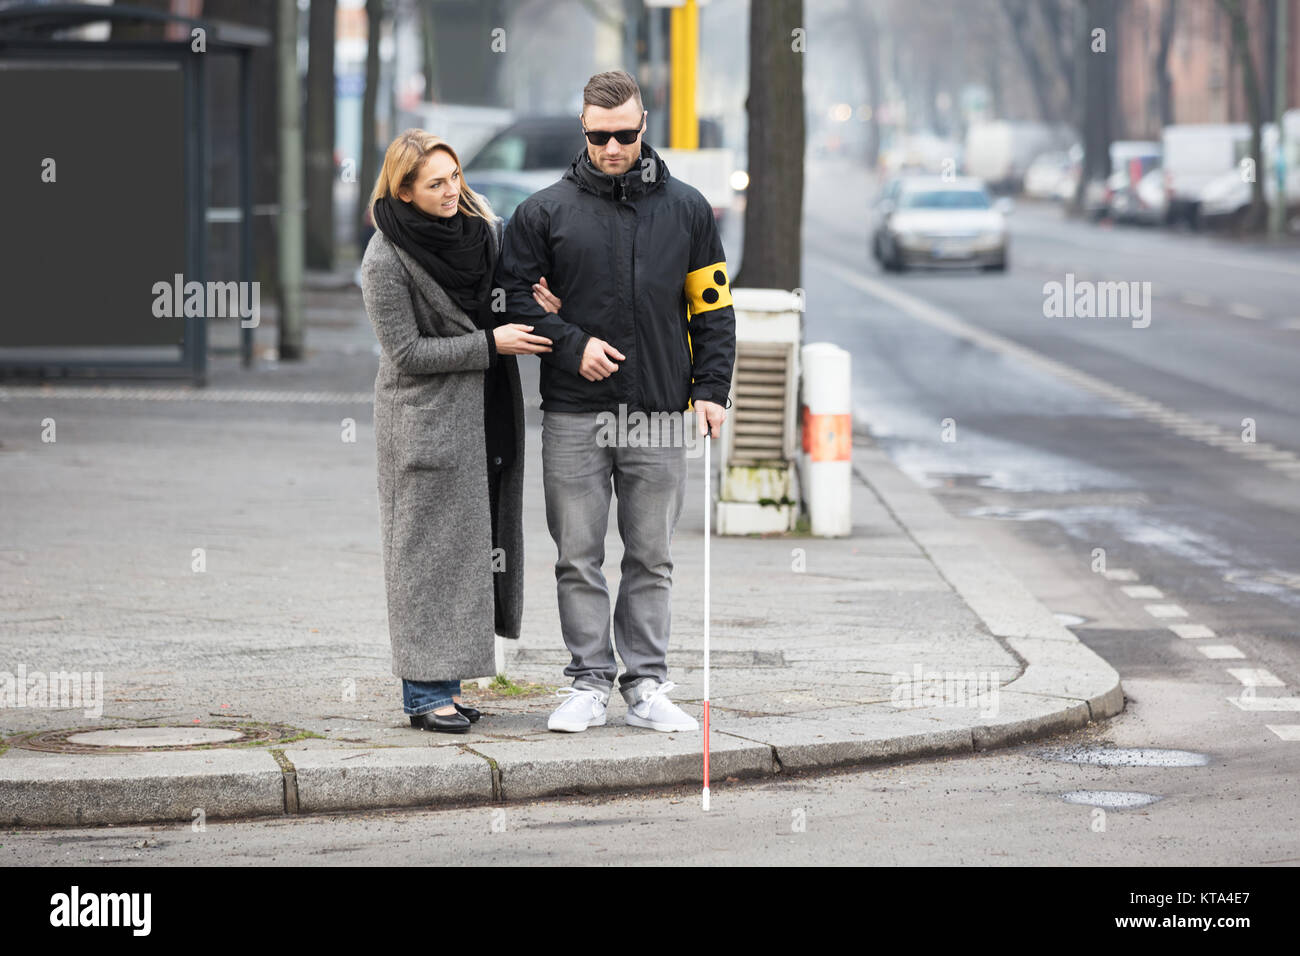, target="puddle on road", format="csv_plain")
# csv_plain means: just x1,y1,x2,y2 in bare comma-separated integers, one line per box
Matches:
1037,746,1211,767
1062,790,1164,809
